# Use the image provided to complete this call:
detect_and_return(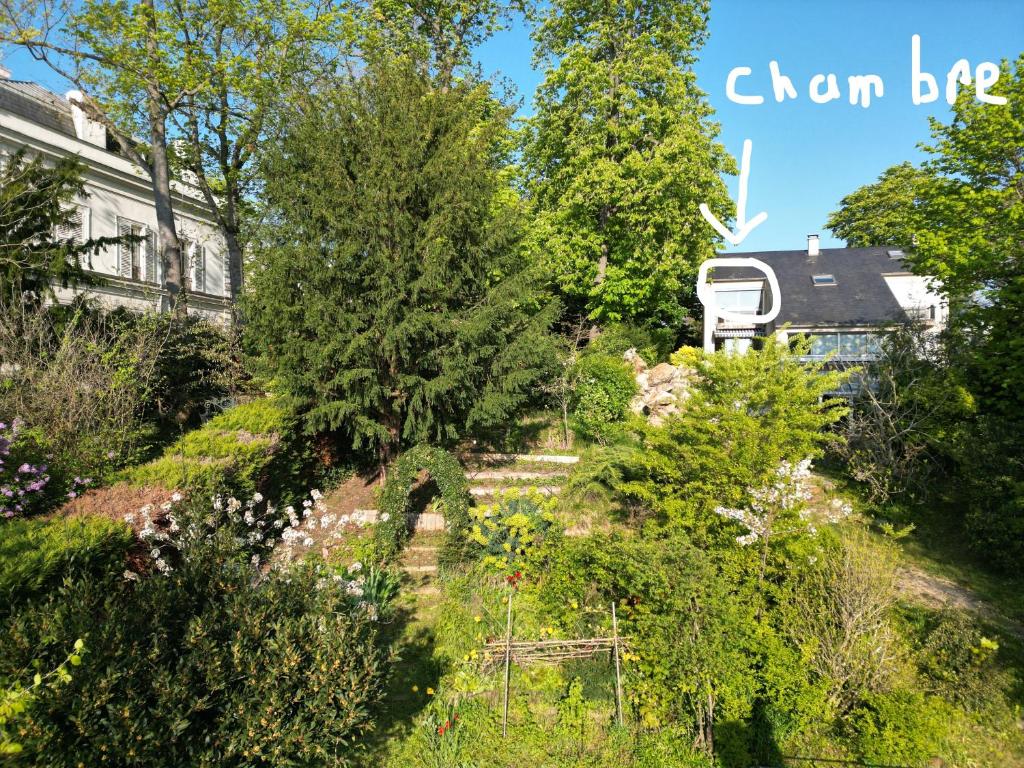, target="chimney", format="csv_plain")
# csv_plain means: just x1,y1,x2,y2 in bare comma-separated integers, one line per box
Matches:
65,90,107,148
807,233,820,257
0,65,11,80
